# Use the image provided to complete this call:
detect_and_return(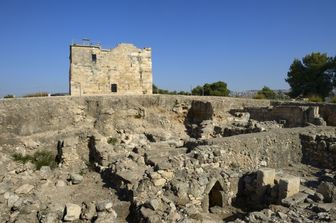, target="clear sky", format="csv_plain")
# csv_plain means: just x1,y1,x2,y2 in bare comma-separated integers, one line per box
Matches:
0,0,335,96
